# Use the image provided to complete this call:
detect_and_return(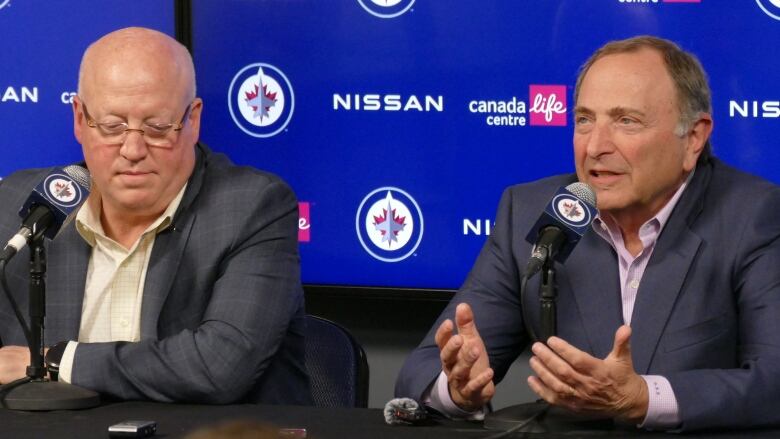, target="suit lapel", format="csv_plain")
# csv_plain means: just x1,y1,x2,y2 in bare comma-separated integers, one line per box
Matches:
561,231,623,359
629,228,701,373
139,214,195,339
627,163,709,373
139,143,208,339
45,224,90,343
